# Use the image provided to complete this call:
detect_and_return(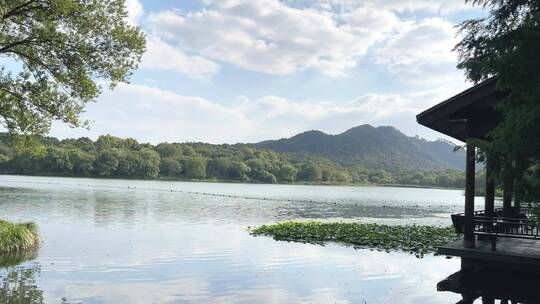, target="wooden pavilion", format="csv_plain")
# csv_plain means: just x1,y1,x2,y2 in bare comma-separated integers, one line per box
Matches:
417,78,540,273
